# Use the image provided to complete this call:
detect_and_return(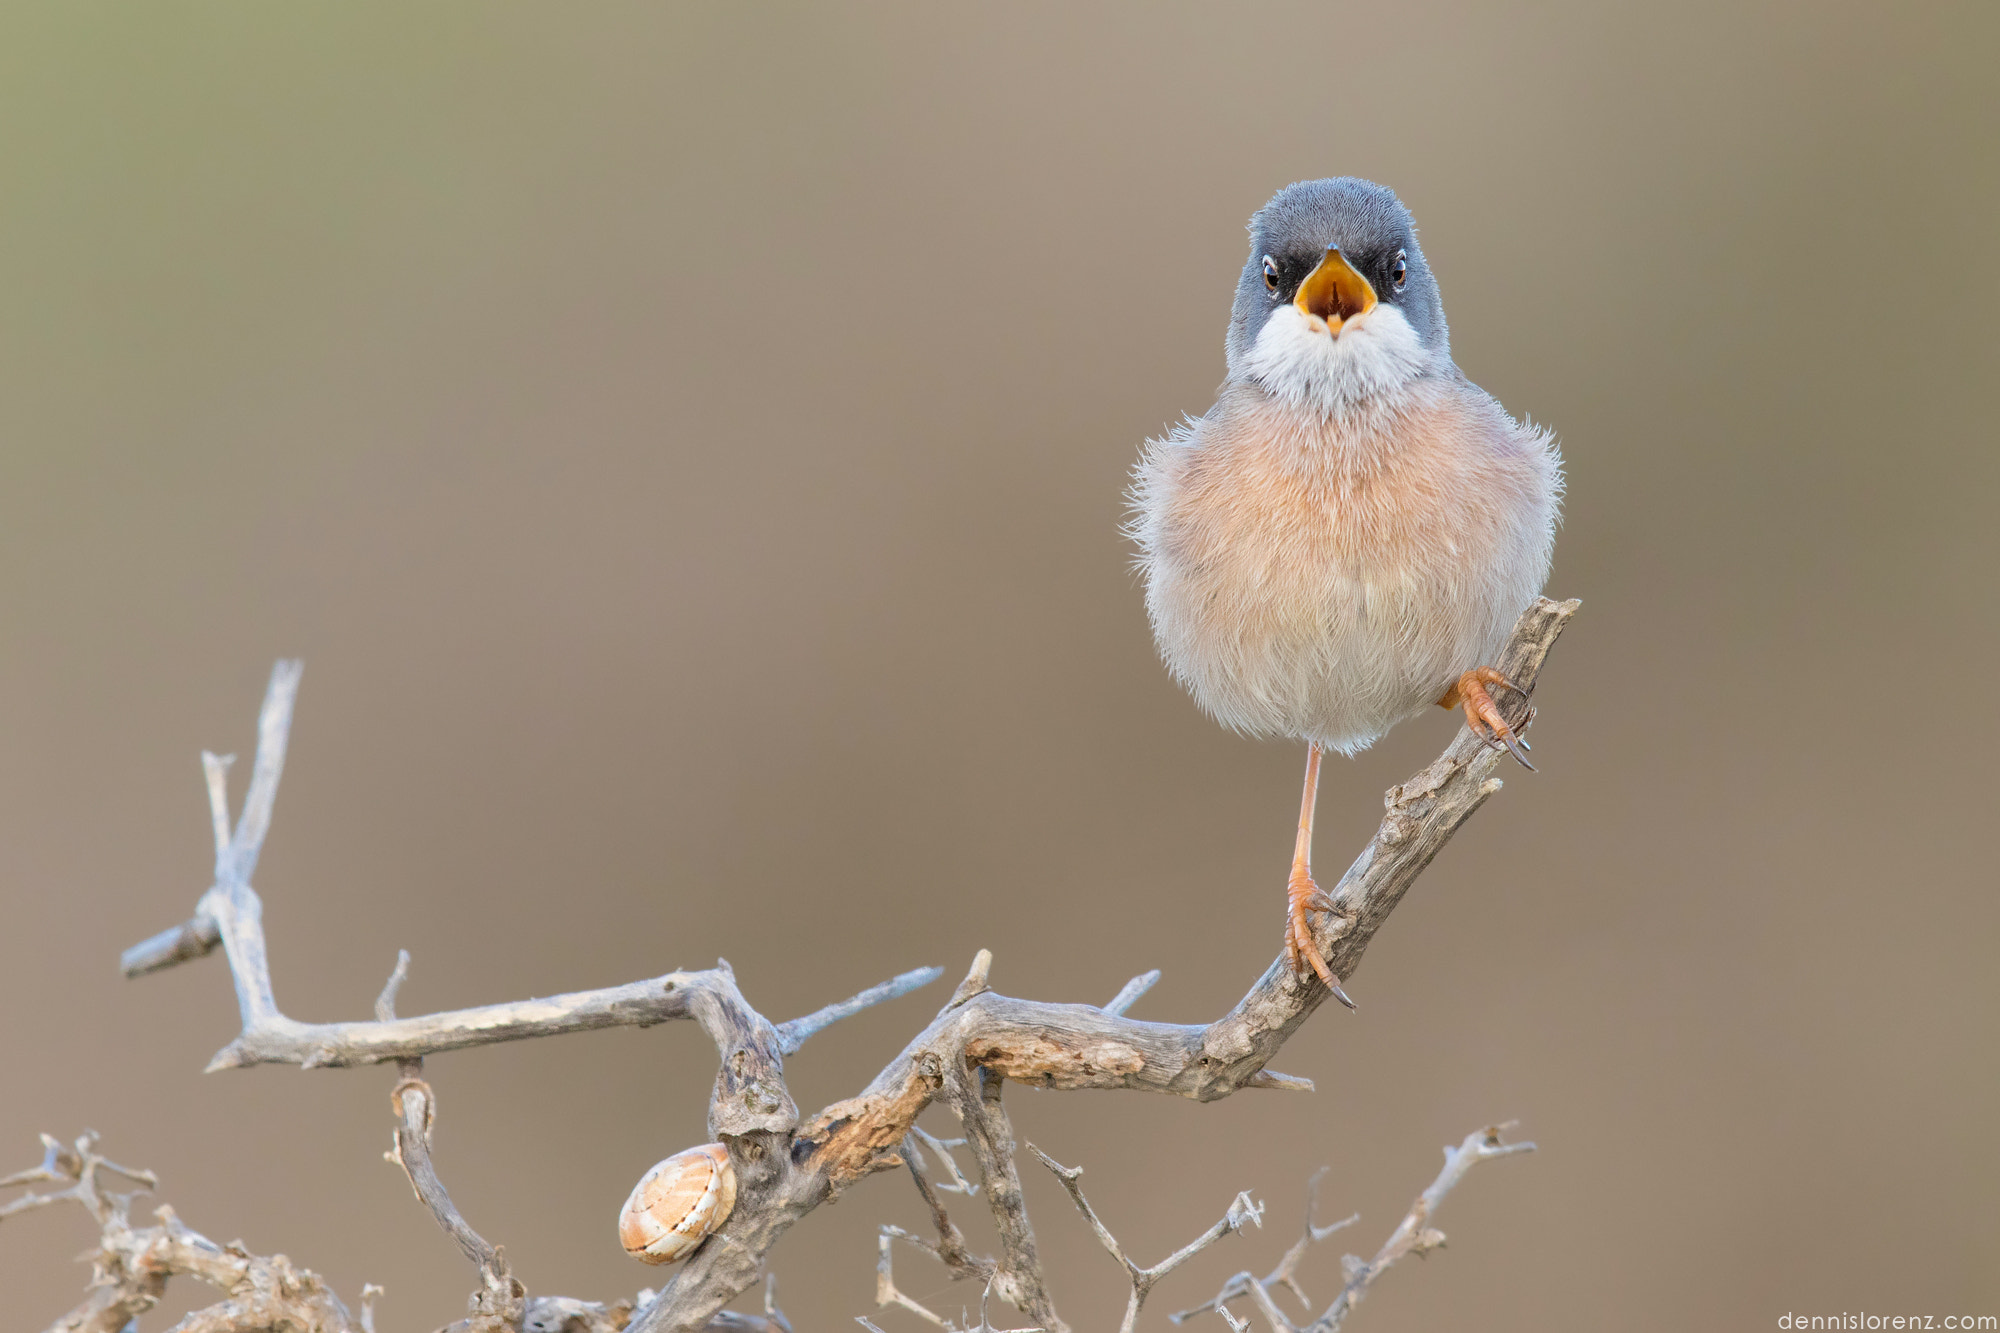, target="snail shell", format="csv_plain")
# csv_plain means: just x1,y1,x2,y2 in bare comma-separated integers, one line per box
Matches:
618,1142,736,1264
